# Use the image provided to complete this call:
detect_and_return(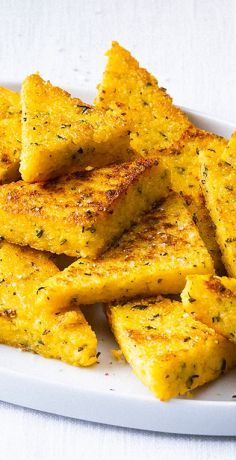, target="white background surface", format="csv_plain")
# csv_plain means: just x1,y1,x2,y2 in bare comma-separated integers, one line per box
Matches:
0,0,236,458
